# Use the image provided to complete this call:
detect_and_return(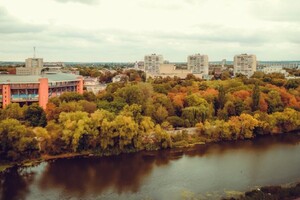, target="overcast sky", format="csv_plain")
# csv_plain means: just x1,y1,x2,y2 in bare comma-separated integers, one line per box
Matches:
0,0,299,62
